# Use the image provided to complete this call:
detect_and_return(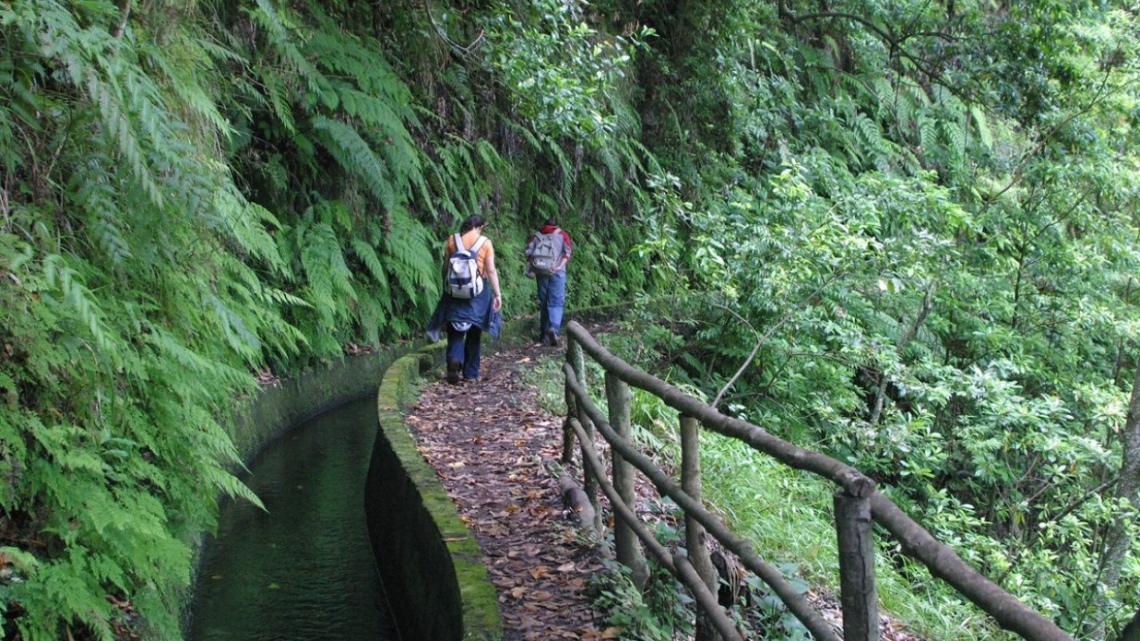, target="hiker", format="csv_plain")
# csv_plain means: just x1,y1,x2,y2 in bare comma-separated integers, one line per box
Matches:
426,214,503,383
524,218,572,346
